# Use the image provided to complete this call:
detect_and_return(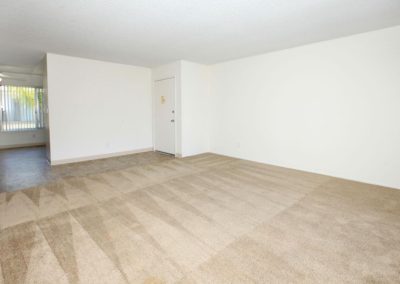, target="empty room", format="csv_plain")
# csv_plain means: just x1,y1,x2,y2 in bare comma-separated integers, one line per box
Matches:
1,0,400,283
